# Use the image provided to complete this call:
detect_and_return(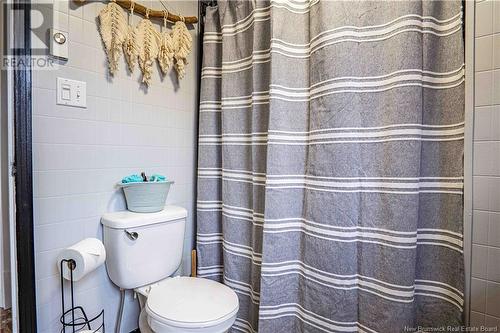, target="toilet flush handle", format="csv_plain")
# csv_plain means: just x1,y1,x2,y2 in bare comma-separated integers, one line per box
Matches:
124,229,139,241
